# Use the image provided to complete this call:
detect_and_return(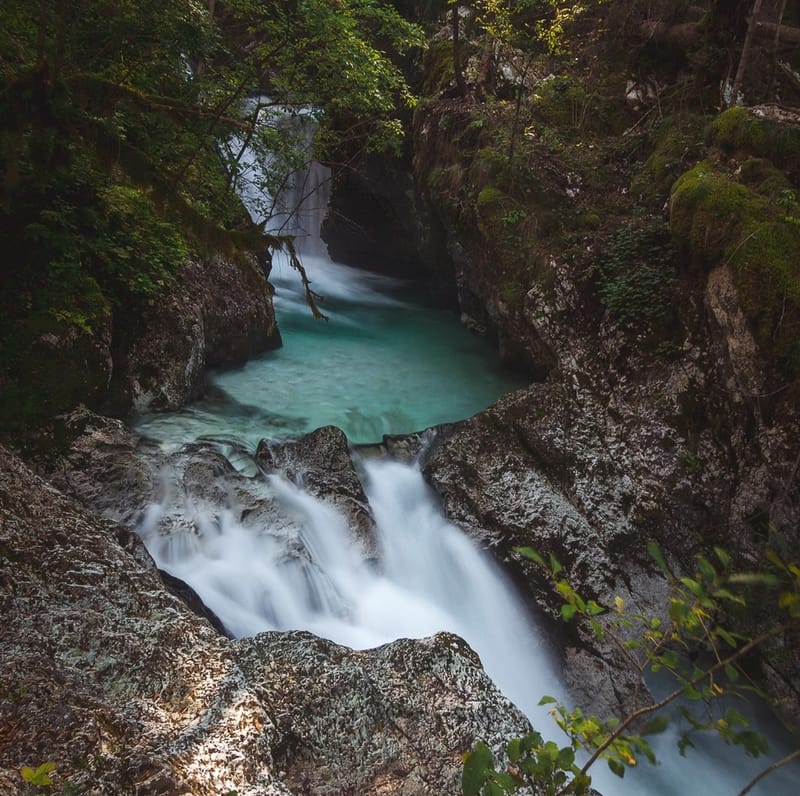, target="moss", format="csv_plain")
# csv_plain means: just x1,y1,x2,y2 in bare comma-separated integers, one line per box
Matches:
670,158,800,378
476,186,506,209
737,158,791,201
499,278,528,310
533,74,628,137
728,219,800,376
707,108,800,173
630,116,708,203
534,76,590,132
469,146,509,189
421,39,455,96
669,162,768,264
707,107,766,155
